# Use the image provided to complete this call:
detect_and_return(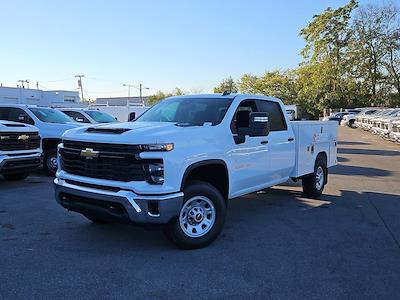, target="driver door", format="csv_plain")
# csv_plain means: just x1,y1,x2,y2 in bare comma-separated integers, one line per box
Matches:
228,99,271,197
